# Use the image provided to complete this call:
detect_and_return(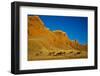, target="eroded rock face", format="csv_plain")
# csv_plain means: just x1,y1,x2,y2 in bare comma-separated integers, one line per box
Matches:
28,16,88,61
